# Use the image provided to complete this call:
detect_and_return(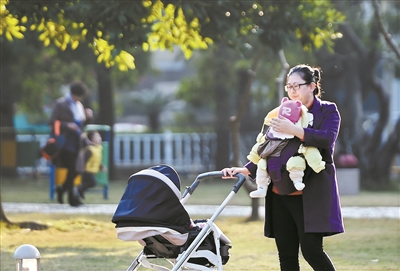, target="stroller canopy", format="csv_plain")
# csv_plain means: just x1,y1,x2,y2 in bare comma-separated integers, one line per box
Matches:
112,165,191,234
